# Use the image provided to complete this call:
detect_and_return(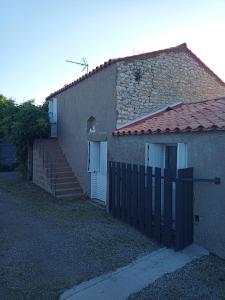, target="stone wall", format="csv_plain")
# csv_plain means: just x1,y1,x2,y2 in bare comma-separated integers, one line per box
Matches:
32,140,52,194
116,51,225,126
